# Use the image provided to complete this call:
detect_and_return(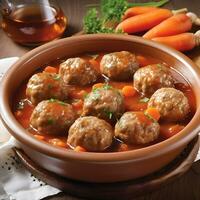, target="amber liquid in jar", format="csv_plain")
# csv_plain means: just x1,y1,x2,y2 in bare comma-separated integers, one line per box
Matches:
1,4,67,46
